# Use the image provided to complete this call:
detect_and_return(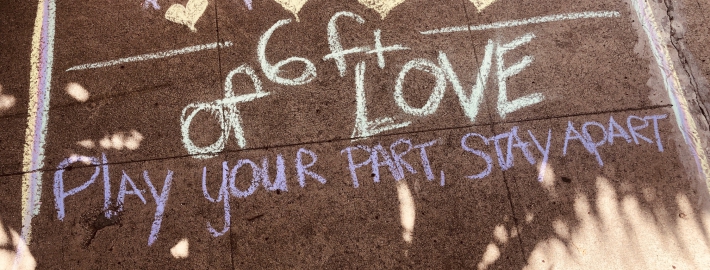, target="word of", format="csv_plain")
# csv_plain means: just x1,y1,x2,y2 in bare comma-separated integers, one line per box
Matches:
421,11,621,35
21,0,56,243
52,155,174,246
66,41,233,71
143,0,160,10
201,147,326,236
181,65,269,159
342,139,443,188
165,0,209,32
631,0,710,187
